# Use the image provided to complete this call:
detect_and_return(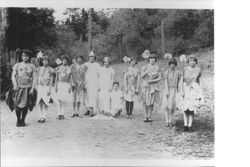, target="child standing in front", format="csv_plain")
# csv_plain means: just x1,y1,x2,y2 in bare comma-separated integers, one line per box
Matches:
162,58,183,127
36,55,54,123
123,58,139,119
55,55,73,119
110,82,124,117
141,54,162,123
71,55,87,117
